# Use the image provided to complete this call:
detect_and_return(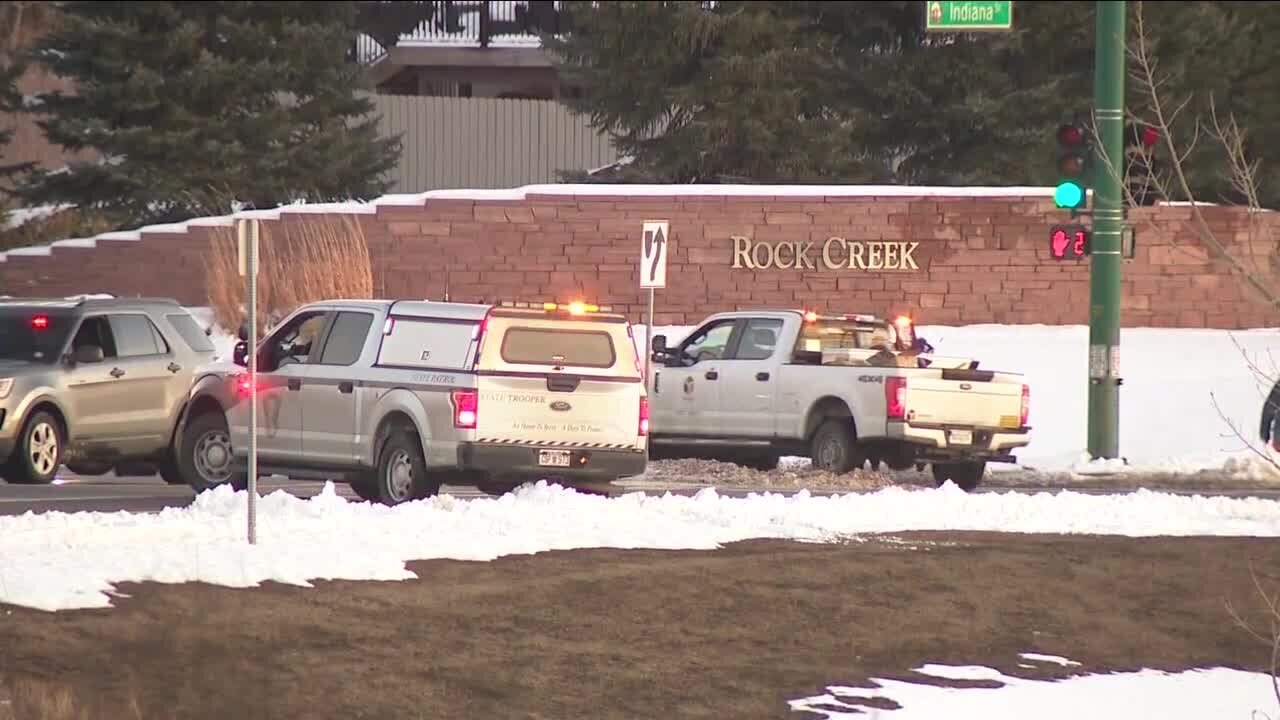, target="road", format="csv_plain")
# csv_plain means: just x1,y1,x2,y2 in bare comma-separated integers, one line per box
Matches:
3,469,1280,515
